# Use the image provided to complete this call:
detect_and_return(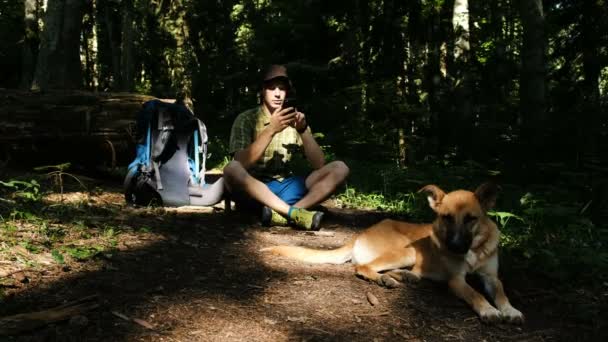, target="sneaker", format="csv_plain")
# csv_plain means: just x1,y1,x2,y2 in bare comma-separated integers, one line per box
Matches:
261,206,289,226
288,207,324,230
